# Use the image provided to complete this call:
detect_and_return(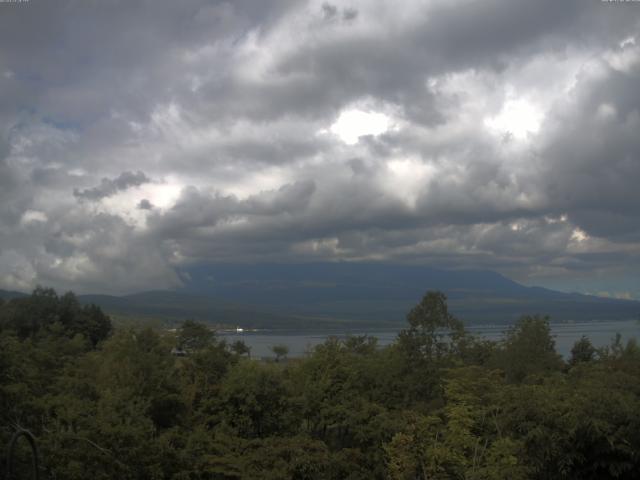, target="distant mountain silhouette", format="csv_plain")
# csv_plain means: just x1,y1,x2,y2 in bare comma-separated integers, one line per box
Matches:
0,289,28,300
176,263,640,326
3,264,639,329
